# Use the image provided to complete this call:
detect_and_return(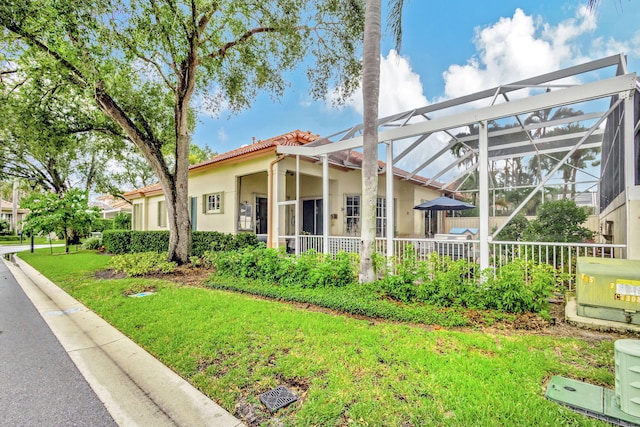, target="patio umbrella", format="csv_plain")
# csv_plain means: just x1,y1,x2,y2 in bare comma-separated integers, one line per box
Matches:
413,196,476,211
